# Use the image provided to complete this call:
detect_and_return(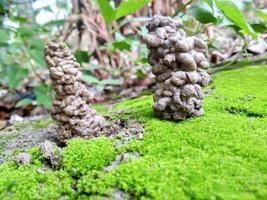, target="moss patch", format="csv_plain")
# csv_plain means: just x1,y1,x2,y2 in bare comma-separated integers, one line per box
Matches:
63,138,116,176
82,66,267,199
31,117,54,129
0,148,75,200
0,66,267,199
